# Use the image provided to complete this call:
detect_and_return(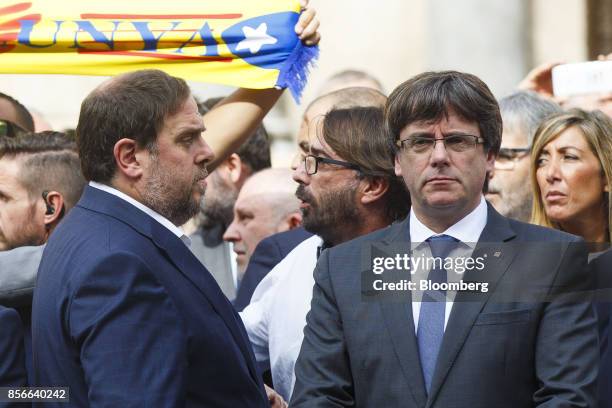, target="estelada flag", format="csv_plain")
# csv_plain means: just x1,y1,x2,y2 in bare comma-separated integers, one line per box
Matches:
0,0,318,101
